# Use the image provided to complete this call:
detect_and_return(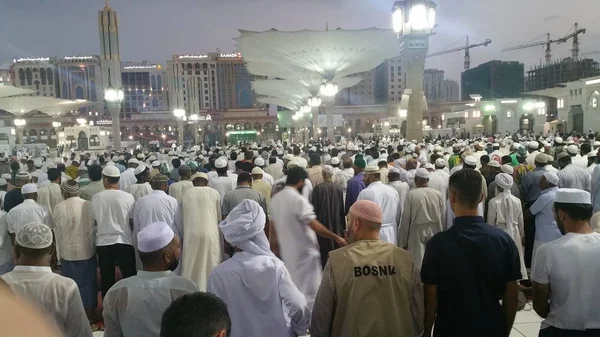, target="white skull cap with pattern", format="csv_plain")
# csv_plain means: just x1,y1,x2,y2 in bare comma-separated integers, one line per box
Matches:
16,222,53,249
